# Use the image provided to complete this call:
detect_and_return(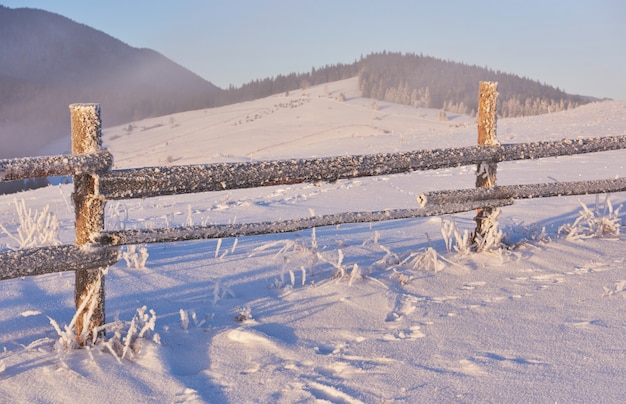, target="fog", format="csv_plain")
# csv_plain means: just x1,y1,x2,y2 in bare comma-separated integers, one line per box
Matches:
0,6,219,159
